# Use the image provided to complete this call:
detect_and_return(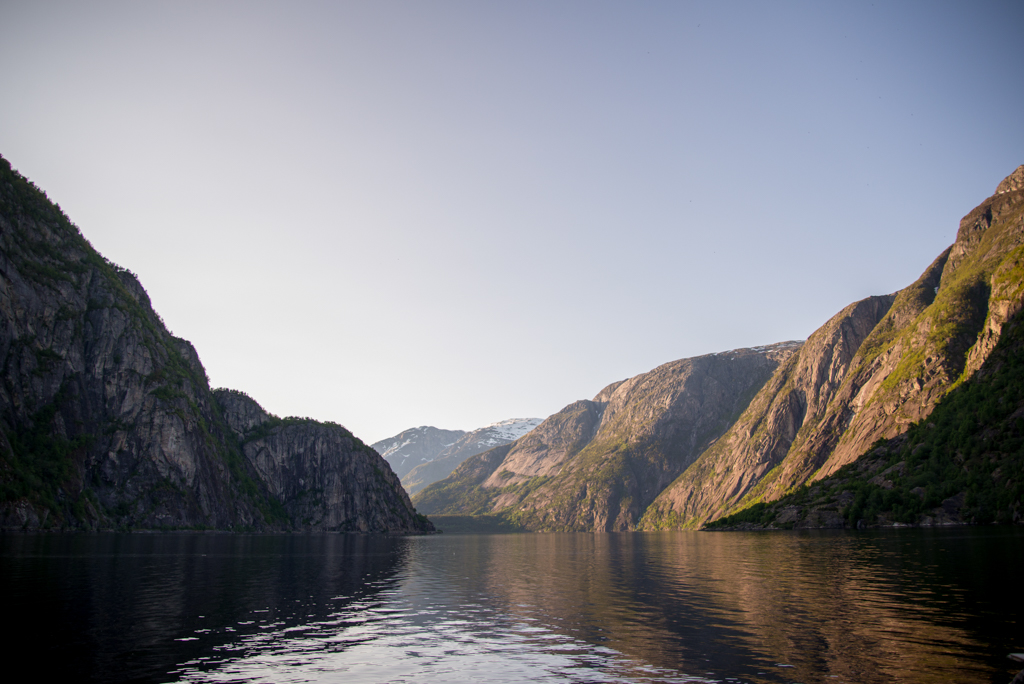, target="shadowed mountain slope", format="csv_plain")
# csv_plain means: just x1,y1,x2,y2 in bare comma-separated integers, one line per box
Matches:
0,155,431,533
